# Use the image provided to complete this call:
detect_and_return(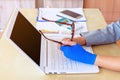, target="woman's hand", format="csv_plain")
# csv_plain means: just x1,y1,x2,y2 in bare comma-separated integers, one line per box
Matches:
61,38,76,46
60,36,86,46
60,43,97,65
